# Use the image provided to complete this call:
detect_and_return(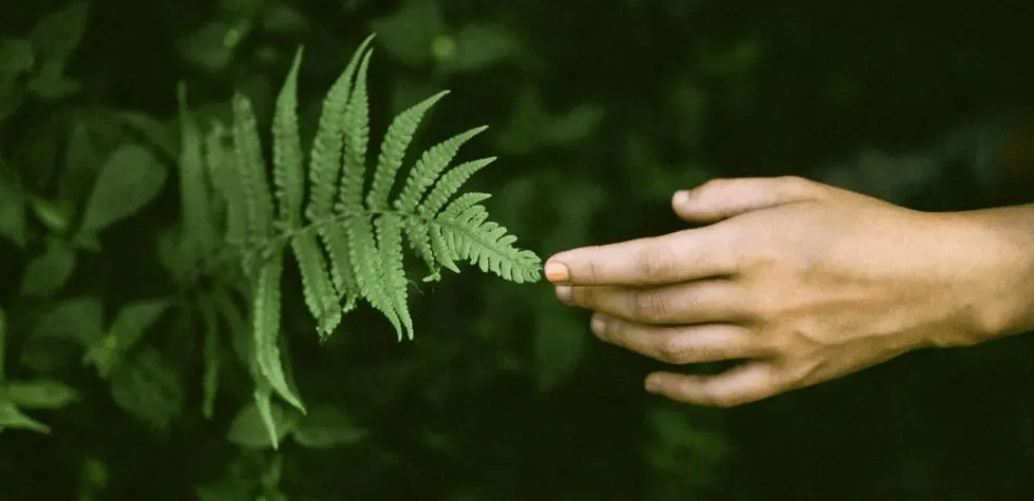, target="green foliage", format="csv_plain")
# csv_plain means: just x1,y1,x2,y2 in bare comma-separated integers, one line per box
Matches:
167,34,542,450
